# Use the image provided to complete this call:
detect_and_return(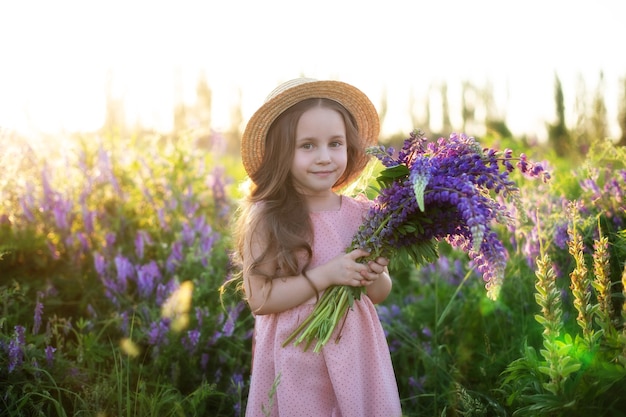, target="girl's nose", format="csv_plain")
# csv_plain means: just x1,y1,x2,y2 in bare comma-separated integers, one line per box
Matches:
317,147,331,163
